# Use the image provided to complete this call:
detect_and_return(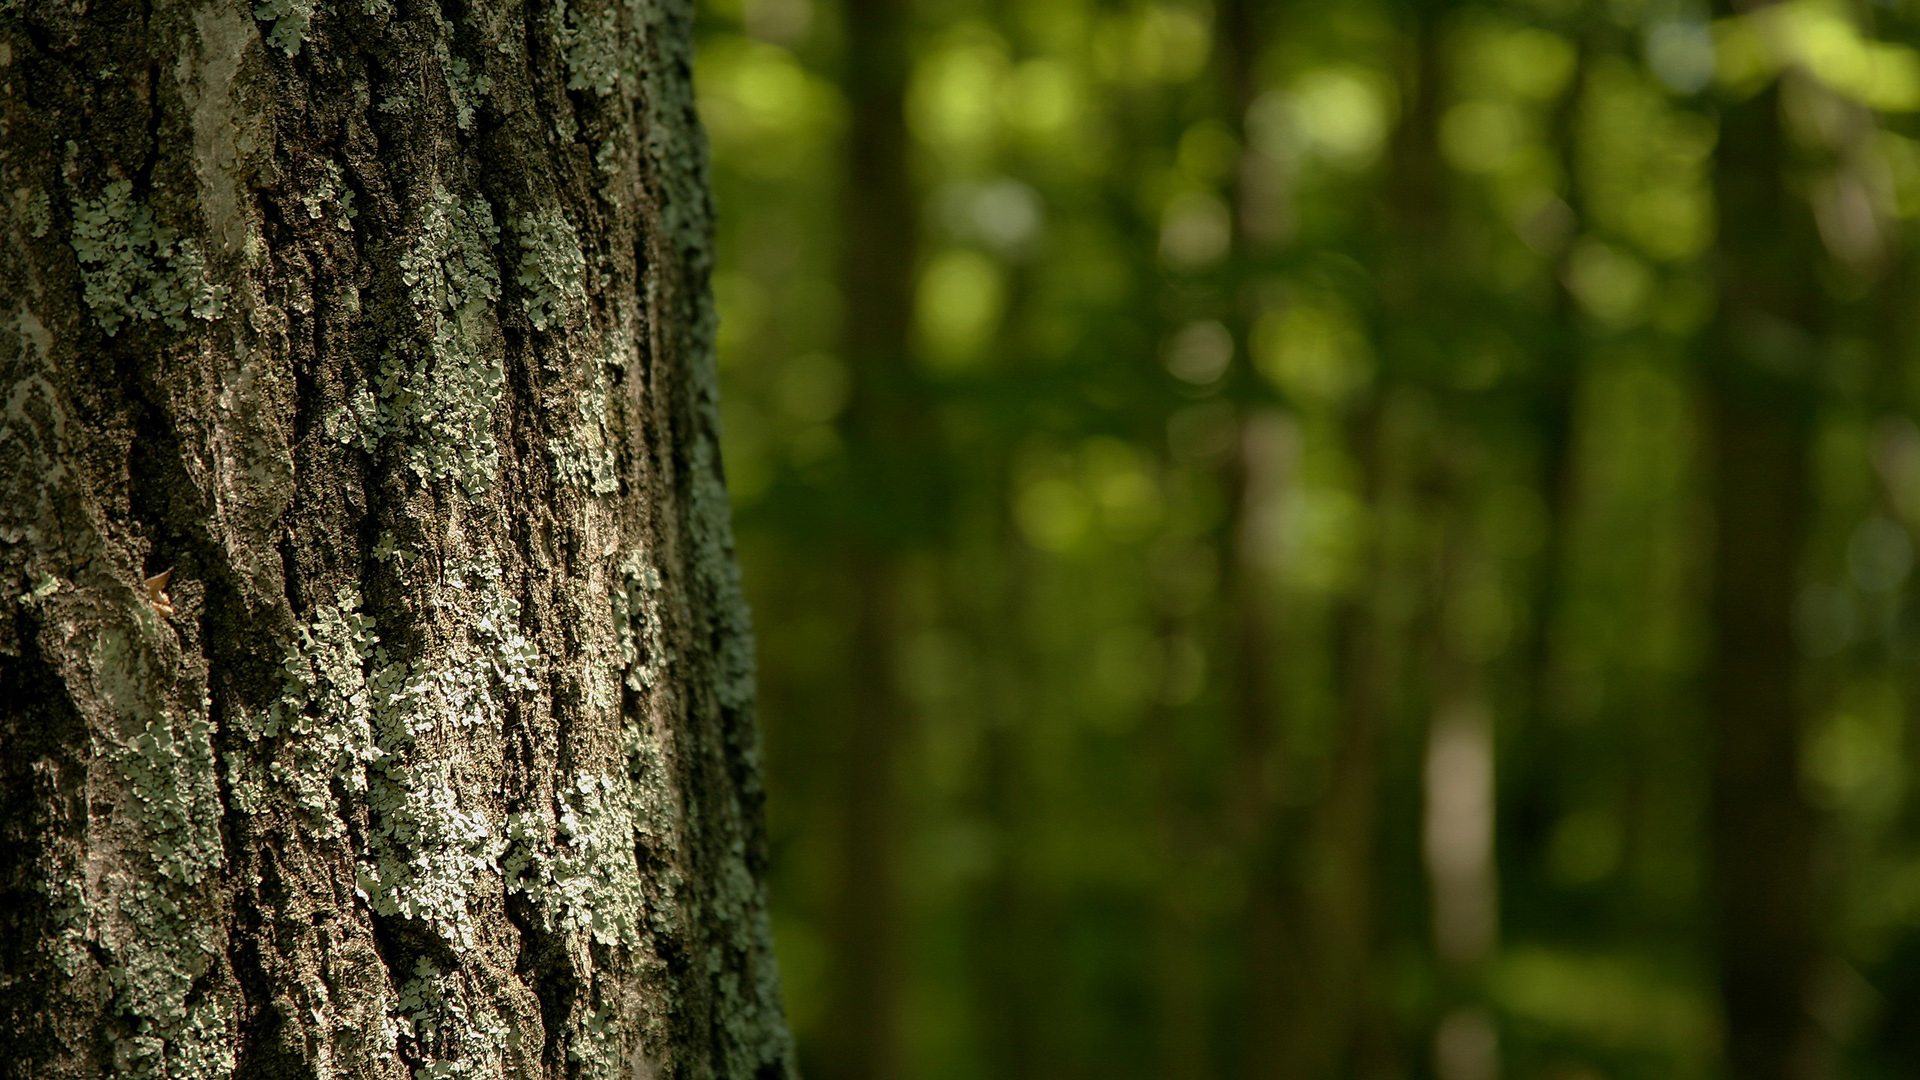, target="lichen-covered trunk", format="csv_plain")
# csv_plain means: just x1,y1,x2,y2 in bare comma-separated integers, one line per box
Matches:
0,4,794,1079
